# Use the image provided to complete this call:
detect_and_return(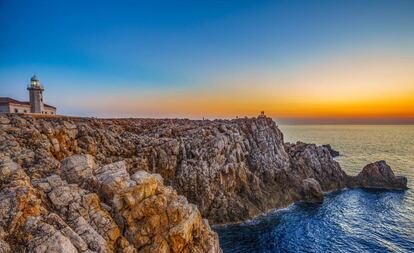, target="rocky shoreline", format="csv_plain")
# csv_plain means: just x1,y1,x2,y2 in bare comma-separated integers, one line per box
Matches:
0,114,408,252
